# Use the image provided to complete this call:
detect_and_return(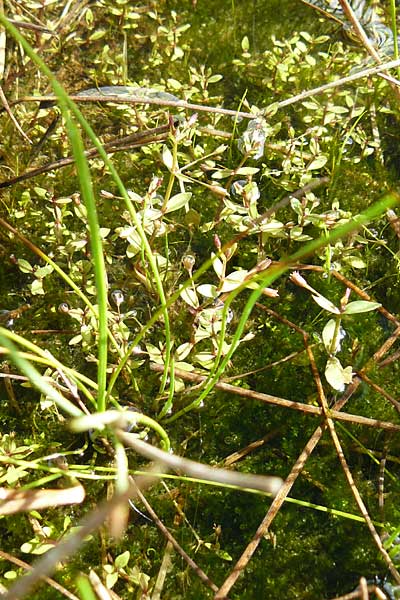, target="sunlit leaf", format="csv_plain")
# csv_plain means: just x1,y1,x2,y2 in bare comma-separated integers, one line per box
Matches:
175,361,195,371
197,284,218,298
312,294,340,314
105,572,119,589
115,550,130,569
30,279,45,295
307,156,328,170
216,548,233,561
17,259,33,274
219,270,249,292
343,255,366,269
325,356,353,391
165,192,192,213
322,318,336,353
241,35,250,52
145,344,164,365
343,301,381,315
208,73,223,83
162,145,174,170
175,342,193,361
180,287,199,309
235,167,259,176
212,253,225,278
